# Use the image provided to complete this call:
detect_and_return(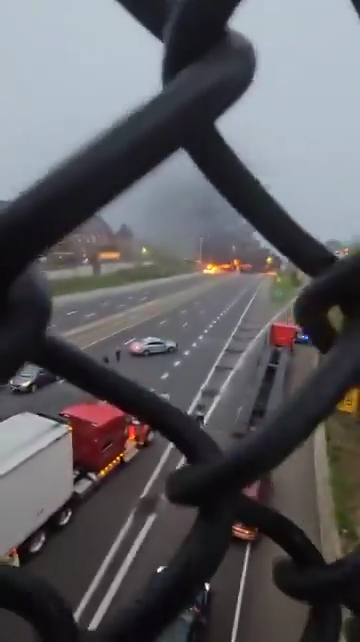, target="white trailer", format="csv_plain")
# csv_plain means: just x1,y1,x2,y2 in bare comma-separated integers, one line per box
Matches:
0,412,74,559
